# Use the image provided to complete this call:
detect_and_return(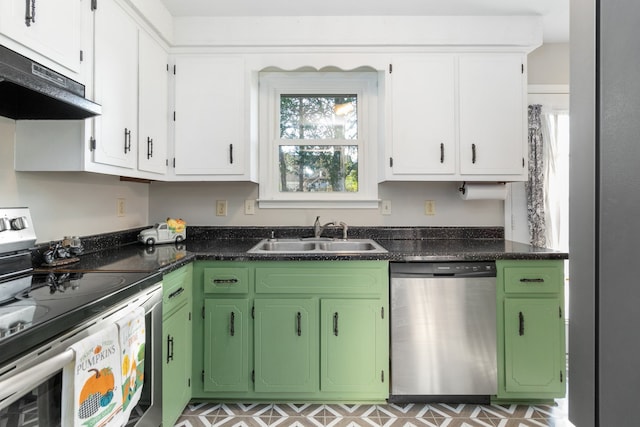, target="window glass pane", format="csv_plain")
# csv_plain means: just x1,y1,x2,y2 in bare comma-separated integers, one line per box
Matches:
279,145,358,192
280,95,357,140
